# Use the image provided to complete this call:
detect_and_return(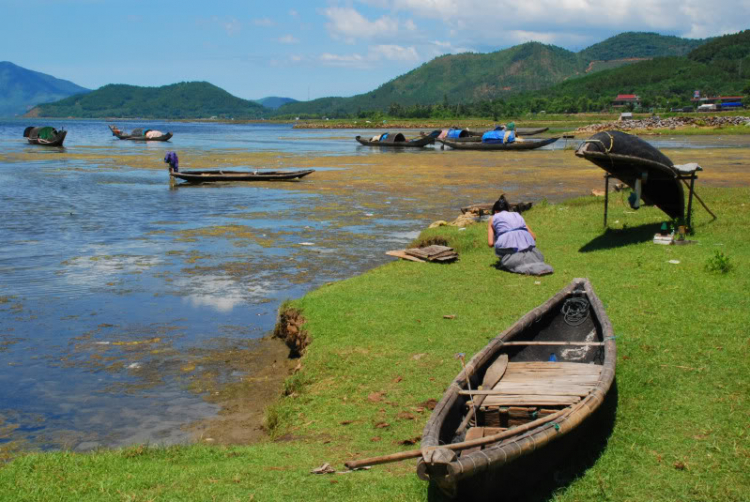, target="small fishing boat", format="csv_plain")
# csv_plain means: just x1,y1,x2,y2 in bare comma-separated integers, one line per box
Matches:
170,169,315,183
23,126,67,146
110,125,173,141
575,130,684,220
462,126,550,139
438,137,559,151
412,278,615,497
355,130,440,148
344,279,615,497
